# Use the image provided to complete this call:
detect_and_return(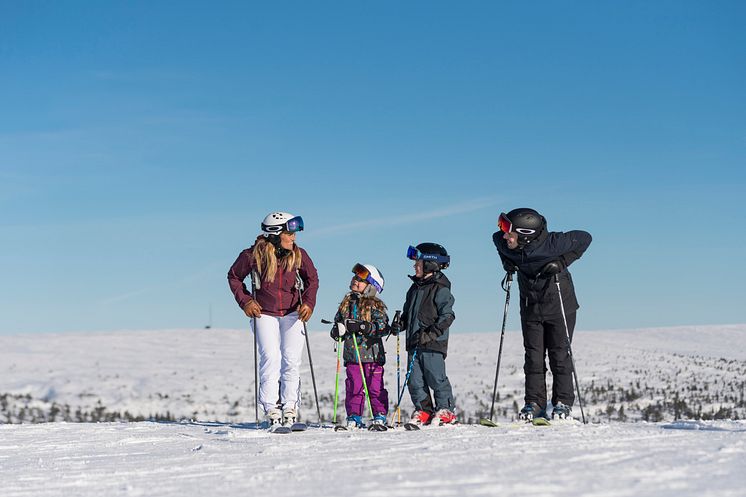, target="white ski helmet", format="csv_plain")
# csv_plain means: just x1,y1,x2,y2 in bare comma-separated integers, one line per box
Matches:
352,263,385,297
261,212,304,235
